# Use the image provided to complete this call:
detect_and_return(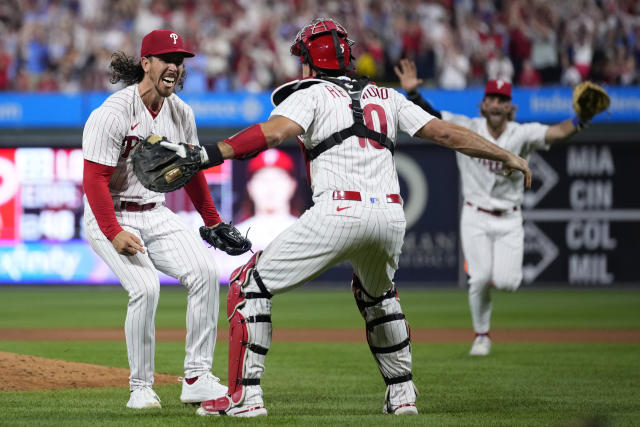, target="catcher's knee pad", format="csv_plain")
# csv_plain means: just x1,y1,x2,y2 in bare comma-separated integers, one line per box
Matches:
351,274,413,386
227,251,273,406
